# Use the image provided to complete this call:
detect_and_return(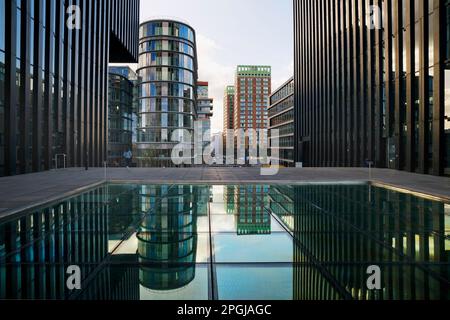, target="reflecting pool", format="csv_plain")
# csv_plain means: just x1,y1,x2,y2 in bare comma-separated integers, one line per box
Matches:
0,184,448,300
